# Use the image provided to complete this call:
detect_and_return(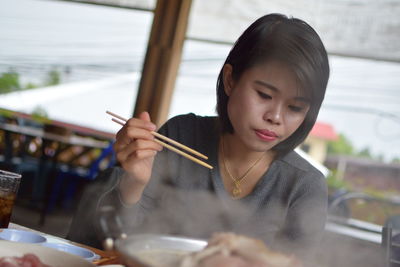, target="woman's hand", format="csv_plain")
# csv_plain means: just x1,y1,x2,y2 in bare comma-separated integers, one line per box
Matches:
113,111,163,204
